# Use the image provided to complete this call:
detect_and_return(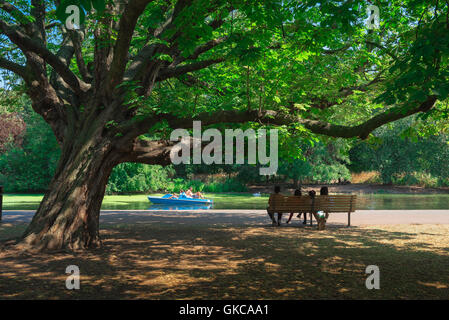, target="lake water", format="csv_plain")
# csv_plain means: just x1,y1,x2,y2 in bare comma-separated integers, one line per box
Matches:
208,194,449,210
353,194,449,210
149,194,449,210
3,194,449,211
